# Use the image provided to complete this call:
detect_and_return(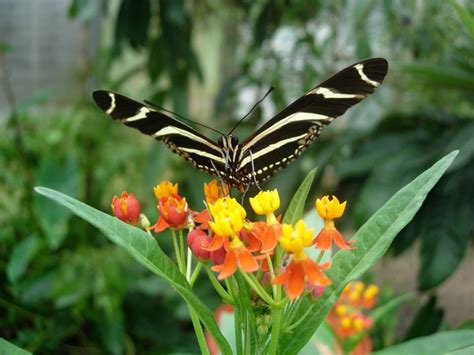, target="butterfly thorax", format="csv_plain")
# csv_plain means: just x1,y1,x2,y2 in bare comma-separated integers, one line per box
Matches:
217,134,248,189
